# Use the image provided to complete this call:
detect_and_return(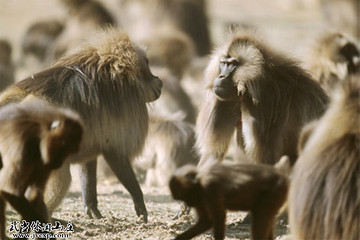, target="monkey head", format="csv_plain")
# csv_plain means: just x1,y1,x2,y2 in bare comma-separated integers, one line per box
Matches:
169,164,202,207
135,46,163,103
41,115,83,169
321,32,360,74
206,31,265,104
